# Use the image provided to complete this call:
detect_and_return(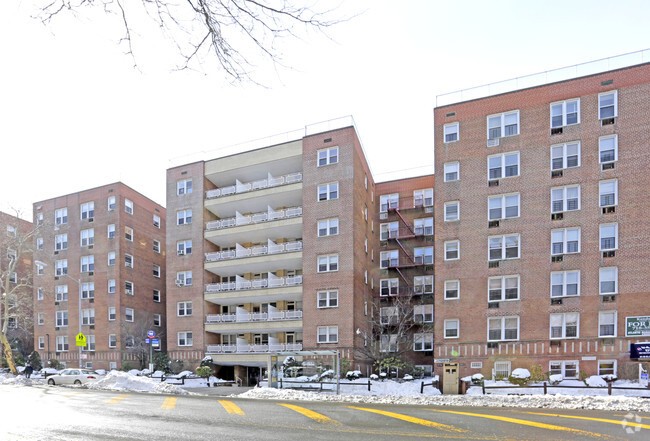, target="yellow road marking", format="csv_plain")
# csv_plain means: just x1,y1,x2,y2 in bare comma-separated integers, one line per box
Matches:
522,411,650,430
106,394,131,404
350,406,467,433
161,397,177,409
218,400,245,416
428,409,607,438
278,403,342,426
